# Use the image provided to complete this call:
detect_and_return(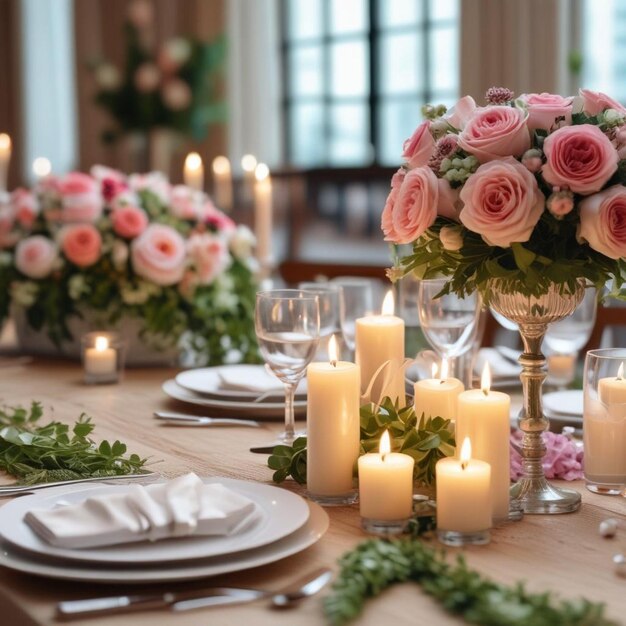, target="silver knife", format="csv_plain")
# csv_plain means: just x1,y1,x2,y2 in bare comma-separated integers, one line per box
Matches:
154,411,260,428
